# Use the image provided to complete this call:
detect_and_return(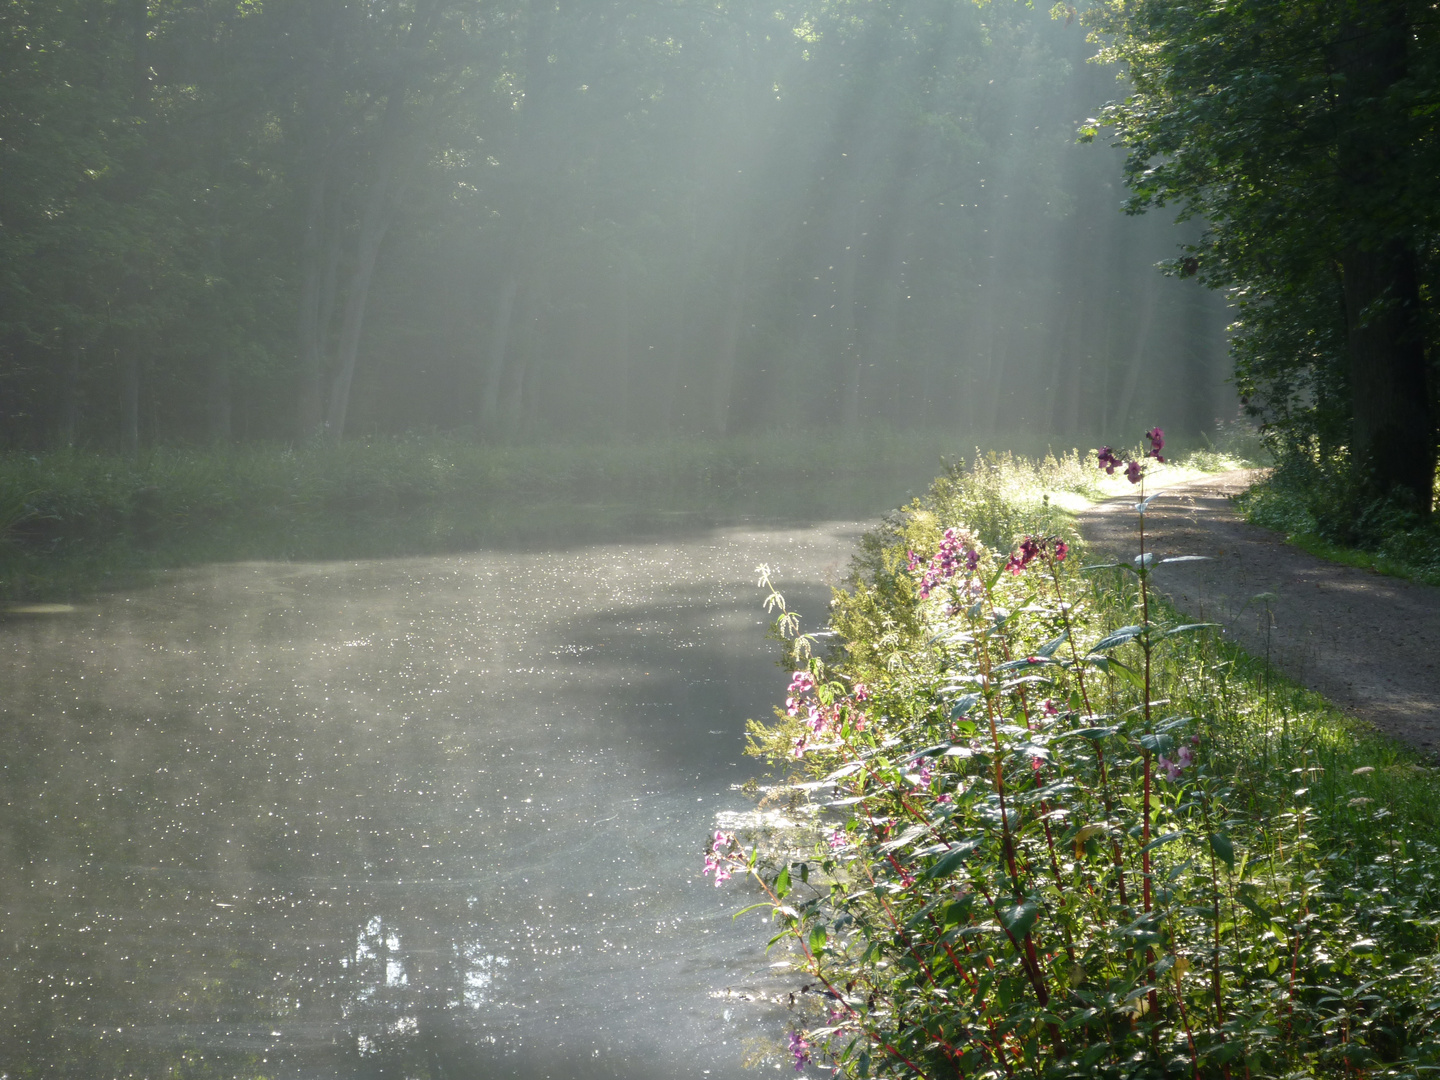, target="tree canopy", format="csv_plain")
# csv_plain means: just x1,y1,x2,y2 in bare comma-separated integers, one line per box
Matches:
0,0,1232,450
1088,0,1439,515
